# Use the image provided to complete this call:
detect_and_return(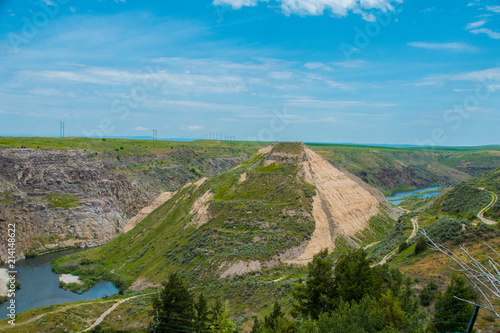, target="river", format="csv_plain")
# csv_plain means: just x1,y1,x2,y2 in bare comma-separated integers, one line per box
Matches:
386,186,442,205
1,248,118,314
